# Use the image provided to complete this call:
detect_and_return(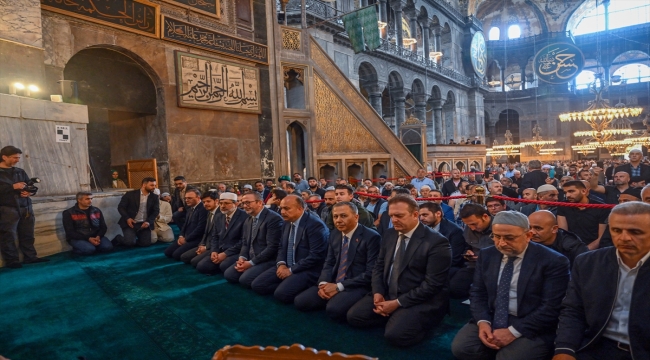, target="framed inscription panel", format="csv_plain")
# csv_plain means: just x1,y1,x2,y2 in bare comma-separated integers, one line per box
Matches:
161,0,220,18
534,43,585,84
162,16,268,64
174,51,261,113
41,0,159,38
